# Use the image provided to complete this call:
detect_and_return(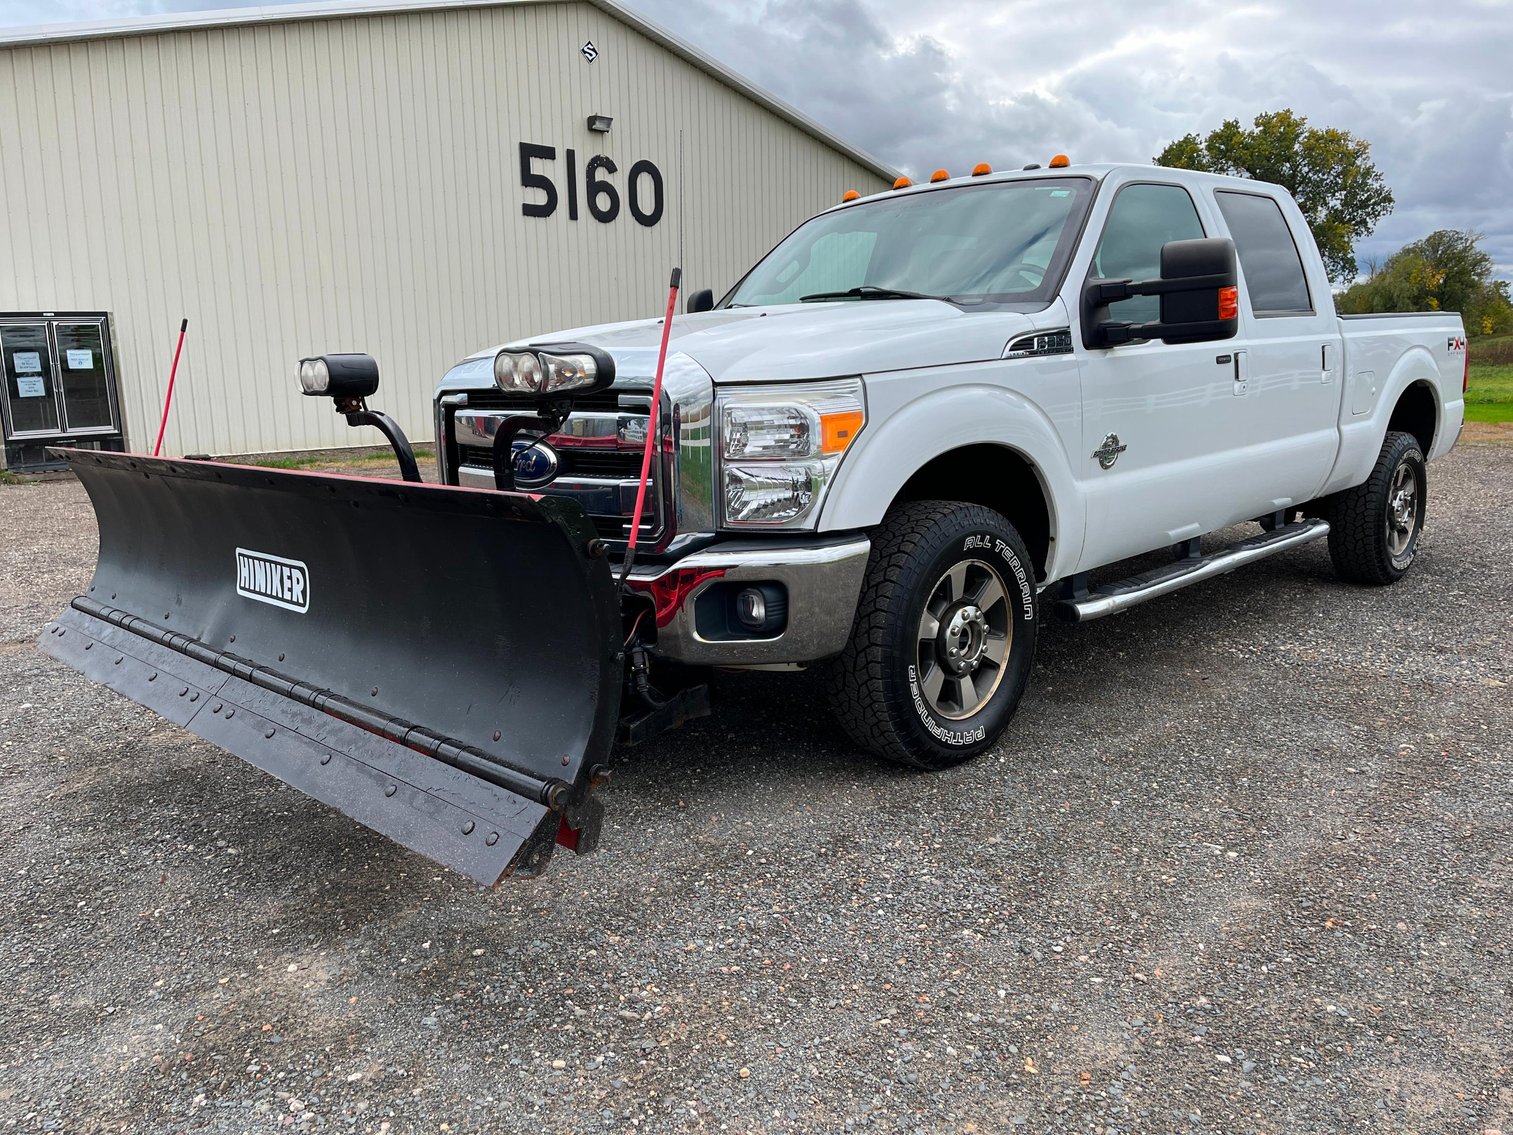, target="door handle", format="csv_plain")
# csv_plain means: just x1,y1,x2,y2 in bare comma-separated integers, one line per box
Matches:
1321,343,1337,384
1232,349,1249,397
